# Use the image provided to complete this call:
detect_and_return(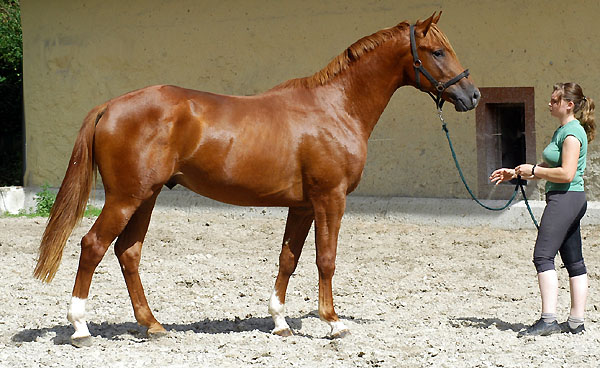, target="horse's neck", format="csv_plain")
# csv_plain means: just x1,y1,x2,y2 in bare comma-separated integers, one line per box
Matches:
331,41,409,138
